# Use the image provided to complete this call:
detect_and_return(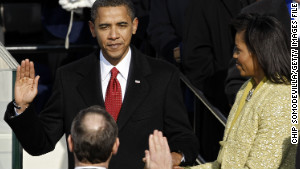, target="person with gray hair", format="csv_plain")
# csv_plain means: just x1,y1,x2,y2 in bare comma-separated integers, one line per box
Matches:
67,105,119,169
